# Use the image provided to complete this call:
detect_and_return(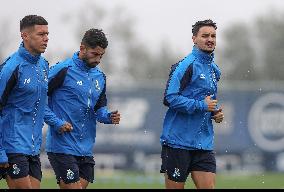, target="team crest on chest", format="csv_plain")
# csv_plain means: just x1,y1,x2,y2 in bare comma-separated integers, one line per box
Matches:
43,69,48,82
212,70,217,82
95,80,100,91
